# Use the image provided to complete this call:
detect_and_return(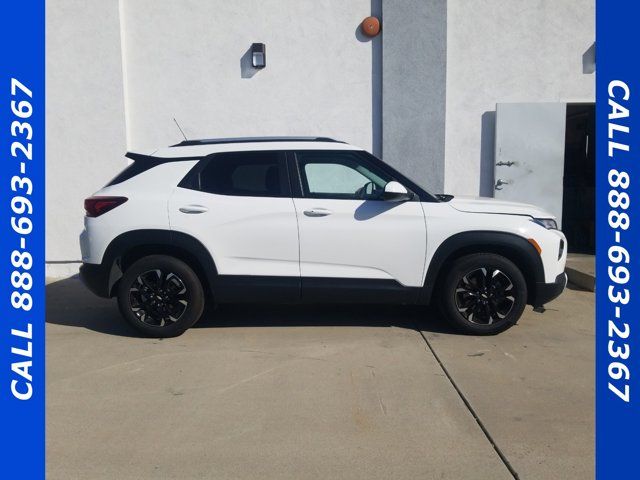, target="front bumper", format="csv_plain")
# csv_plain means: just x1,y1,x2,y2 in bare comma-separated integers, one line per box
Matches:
79,262,111,298
531,272,567,307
